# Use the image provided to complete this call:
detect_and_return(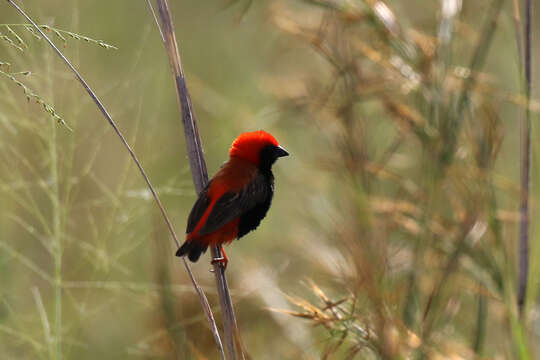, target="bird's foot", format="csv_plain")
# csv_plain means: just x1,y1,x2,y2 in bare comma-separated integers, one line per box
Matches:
211,256,228,269
211,246,228,269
